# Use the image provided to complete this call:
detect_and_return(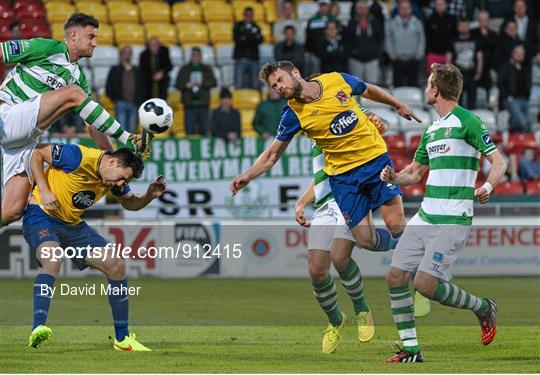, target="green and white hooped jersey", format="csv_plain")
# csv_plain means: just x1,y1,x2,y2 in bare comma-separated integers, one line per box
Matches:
312,143,334,210
0,38,90,105
414,105,496,225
